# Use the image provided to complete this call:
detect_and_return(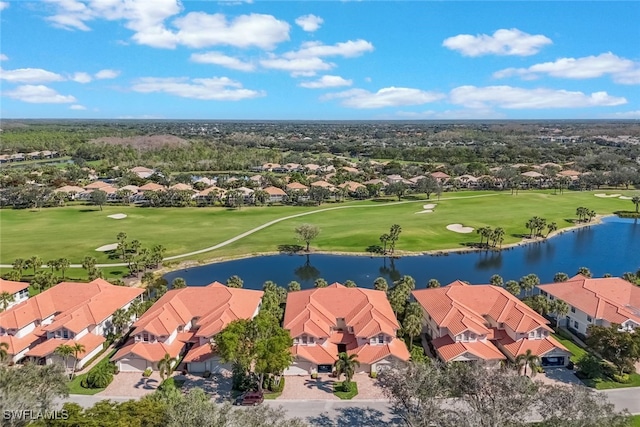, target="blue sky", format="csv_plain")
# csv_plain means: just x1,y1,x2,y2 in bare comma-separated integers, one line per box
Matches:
1,1,639,120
